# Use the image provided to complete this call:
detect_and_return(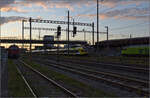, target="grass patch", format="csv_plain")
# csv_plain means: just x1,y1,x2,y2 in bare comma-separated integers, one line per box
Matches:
28,53,149,66
60,55,149,66
22,57,116,97
7,59,33,97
